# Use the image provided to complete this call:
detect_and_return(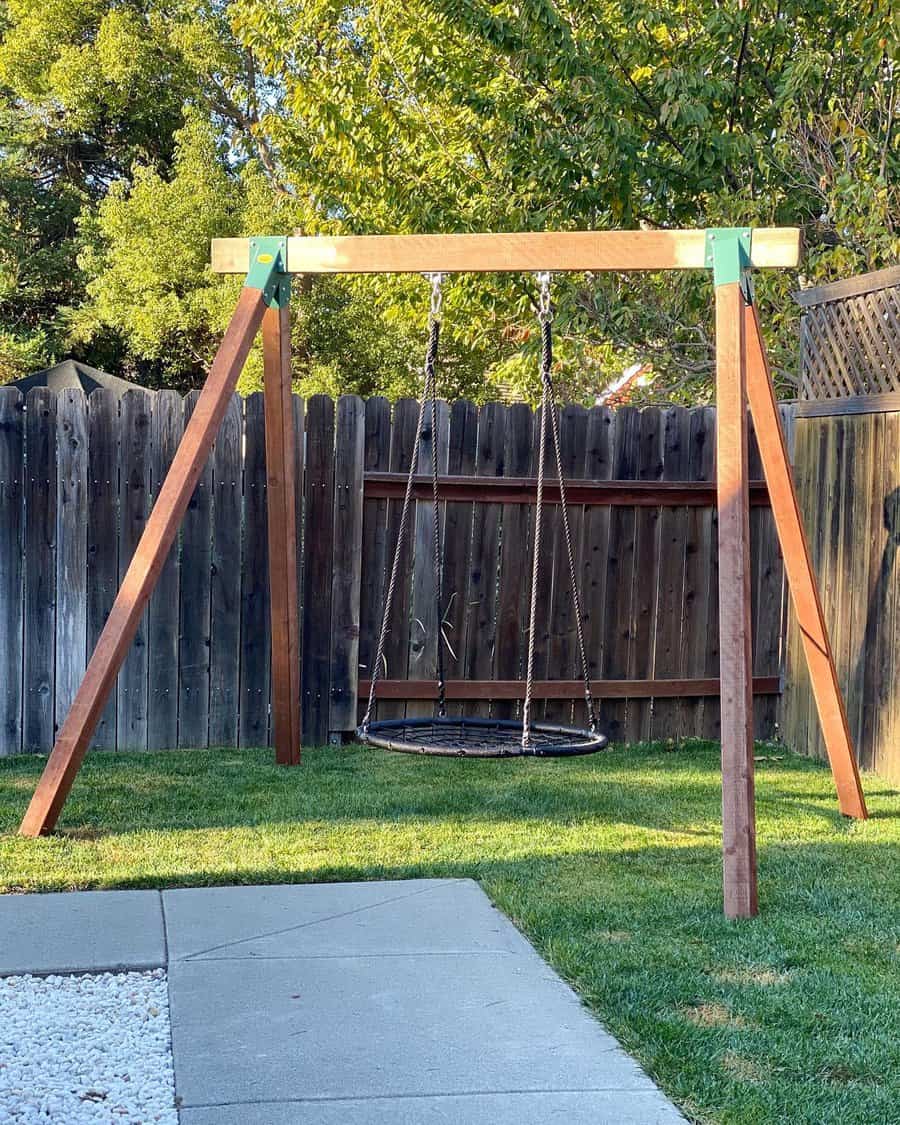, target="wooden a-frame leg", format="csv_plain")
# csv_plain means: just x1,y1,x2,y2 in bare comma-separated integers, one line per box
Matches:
743,300,867,819
716,281,759,919
263,303,301,765
19,287,267,836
